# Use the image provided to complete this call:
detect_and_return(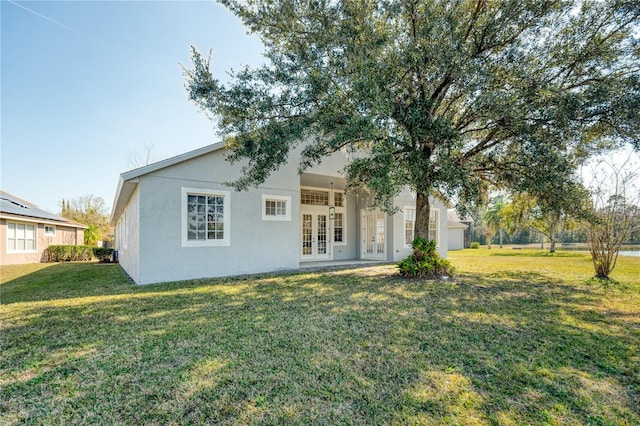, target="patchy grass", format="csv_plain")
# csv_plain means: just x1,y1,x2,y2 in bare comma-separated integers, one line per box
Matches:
1,253,639,425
